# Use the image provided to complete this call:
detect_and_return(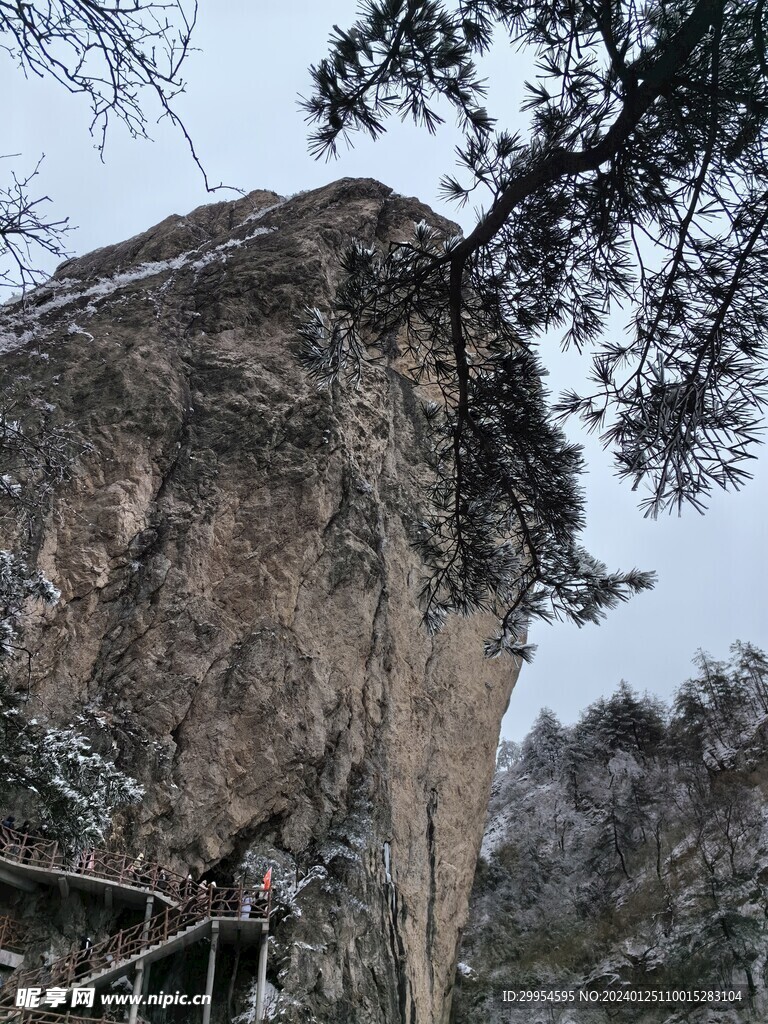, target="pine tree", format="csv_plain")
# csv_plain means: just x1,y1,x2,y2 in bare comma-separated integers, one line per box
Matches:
0,676,142,850
670,644,768,768
520,707,566,780
600,682,667,756
459,644,768,1016
301,1,768,656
